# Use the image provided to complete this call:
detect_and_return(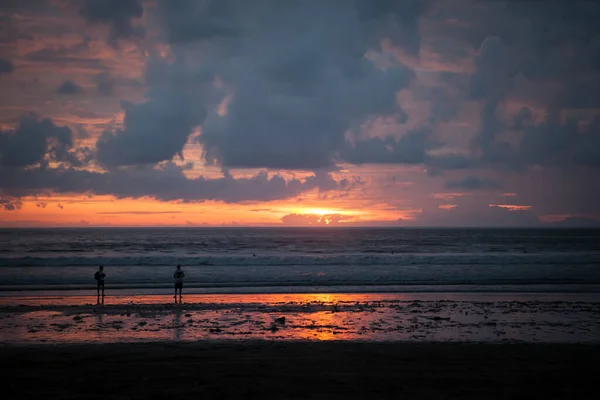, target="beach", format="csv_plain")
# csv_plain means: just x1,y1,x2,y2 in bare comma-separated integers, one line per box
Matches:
3,0,600,393
3,341,599,399
2,293,600,343
1,292,599,399
2,293,600,398
2,229,599,398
